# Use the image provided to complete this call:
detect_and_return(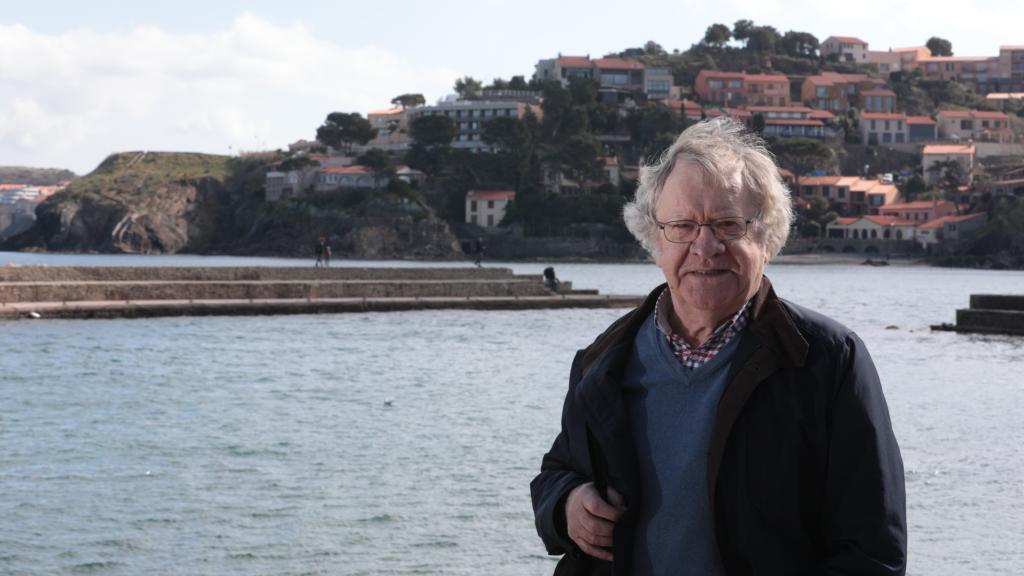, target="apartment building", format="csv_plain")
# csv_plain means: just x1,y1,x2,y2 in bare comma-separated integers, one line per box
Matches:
866,46,931,73
935,110,1014,143
413,99,532,151
878,200,959,223
793,176,898,215
860,112,908,144
533,55,672,100
694,71,790,107
801,72,889,113
998,45,1024,92
747,105,833,139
